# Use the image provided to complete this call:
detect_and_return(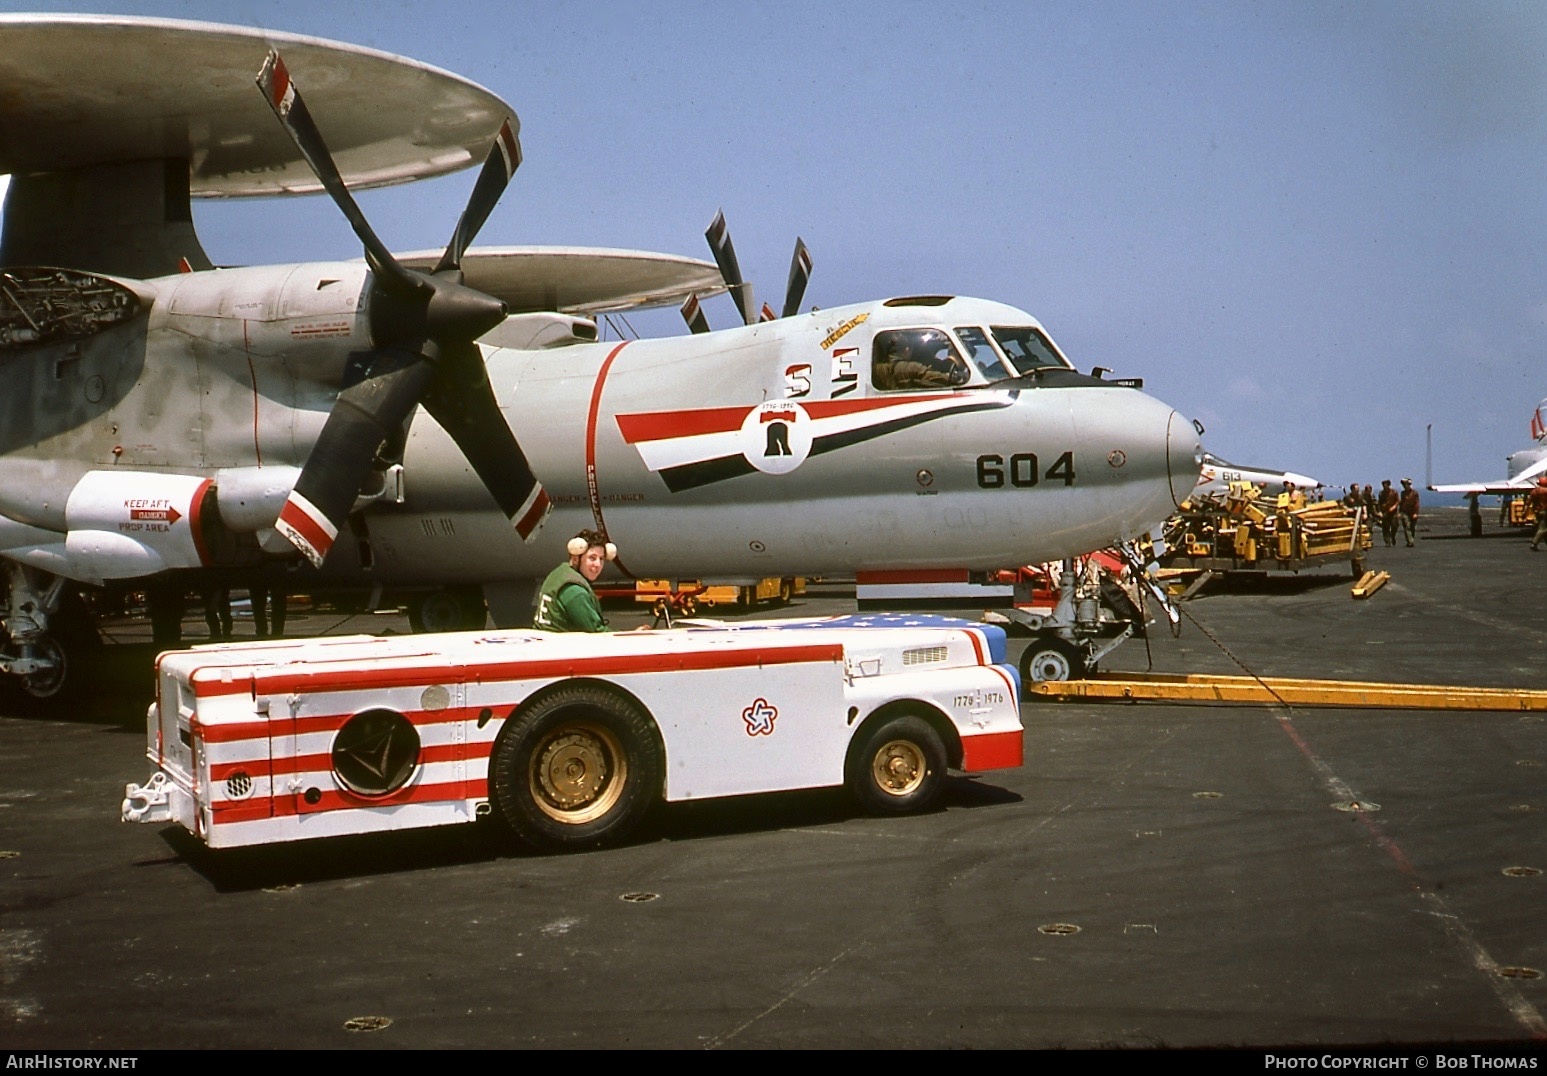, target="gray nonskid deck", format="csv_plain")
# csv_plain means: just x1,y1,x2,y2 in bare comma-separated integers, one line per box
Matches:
1,507,1543,1049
